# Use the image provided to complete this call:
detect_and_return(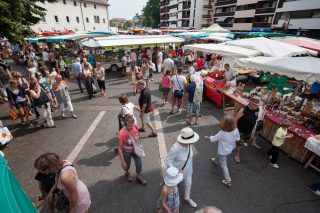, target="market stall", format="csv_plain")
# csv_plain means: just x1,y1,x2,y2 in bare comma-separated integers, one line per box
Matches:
234,56,320,163
275,37,320,56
